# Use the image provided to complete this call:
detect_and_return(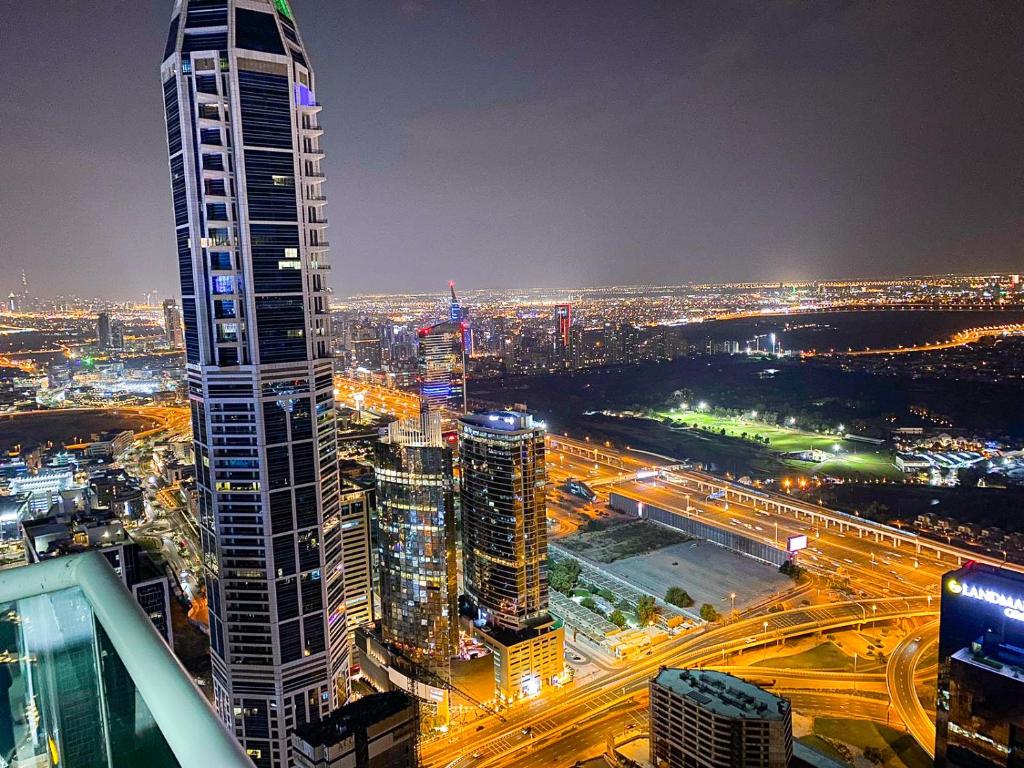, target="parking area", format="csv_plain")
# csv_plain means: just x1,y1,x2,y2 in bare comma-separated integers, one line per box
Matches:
604,538,791,614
